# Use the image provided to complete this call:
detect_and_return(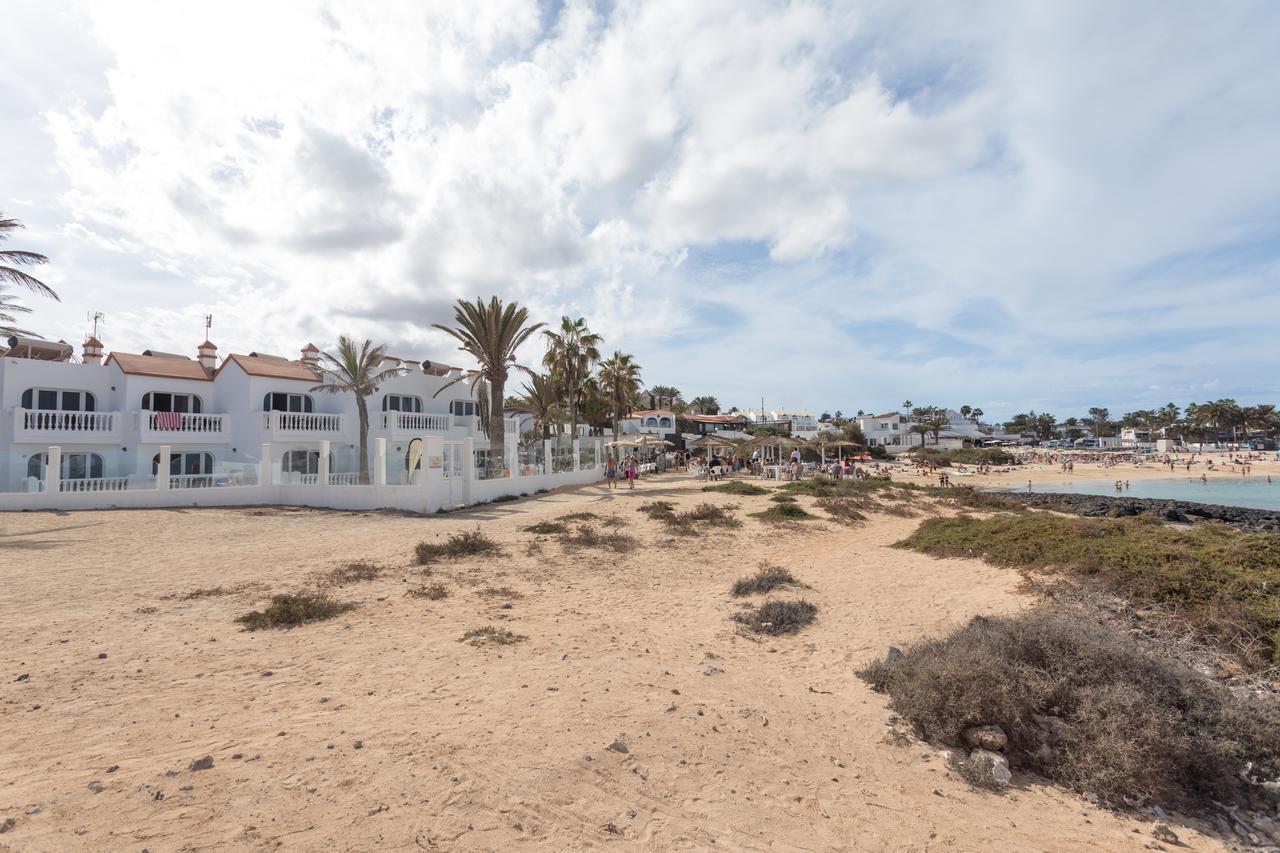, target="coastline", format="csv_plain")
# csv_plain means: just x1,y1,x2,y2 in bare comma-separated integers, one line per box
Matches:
998,490,1280,532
